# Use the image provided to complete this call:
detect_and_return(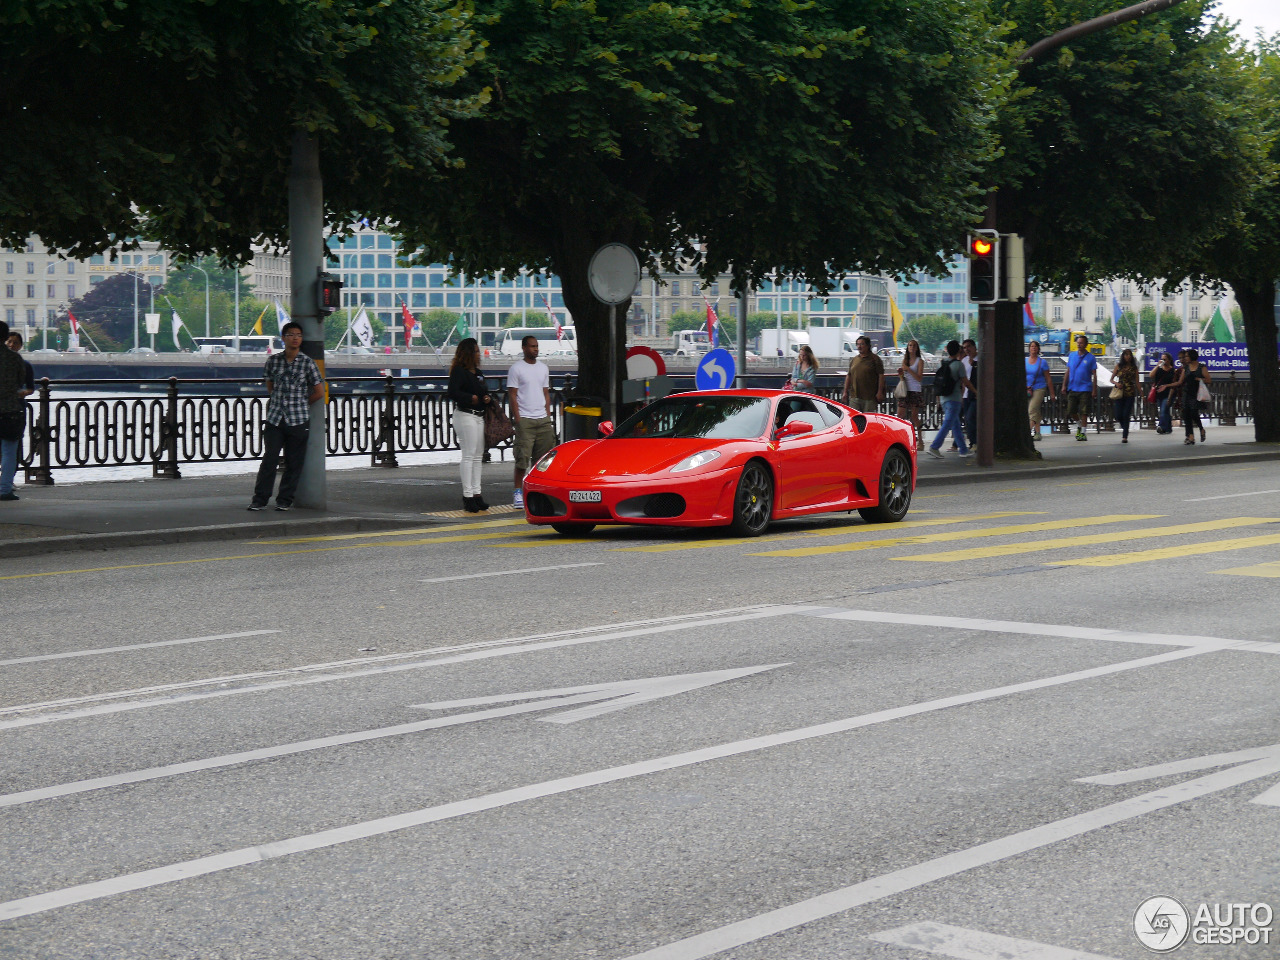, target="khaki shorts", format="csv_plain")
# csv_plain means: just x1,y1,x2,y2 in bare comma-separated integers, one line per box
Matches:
849,397,877,413
1066,390,1091,421
1028,387,1047,423
514,416,556,469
